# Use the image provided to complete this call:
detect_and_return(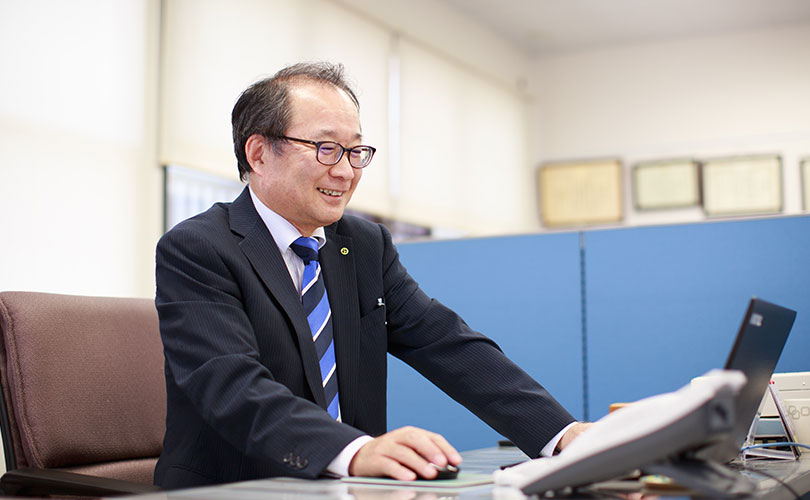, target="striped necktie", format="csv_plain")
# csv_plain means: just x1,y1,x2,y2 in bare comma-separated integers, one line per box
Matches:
290,237,340,420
